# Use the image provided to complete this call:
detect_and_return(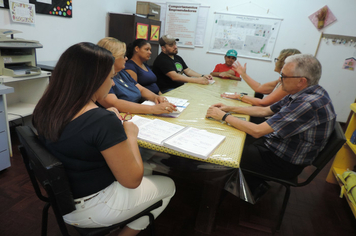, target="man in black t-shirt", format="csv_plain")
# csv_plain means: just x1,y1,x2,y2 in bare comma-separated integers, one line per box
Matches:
152,35,213,93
